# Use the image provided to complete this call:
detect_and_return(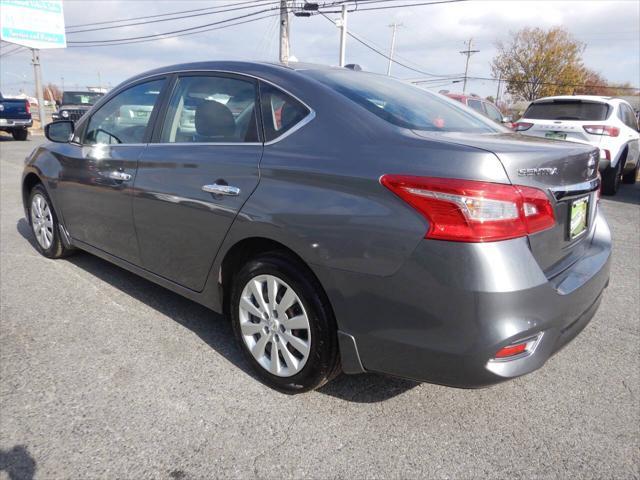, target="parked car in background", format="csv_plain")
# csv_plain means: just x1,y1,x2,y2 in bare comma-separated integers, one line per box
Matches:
24,62,610,393
0,92,32,140
52,90,104,122
514,95,640,195
444,92,513,128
